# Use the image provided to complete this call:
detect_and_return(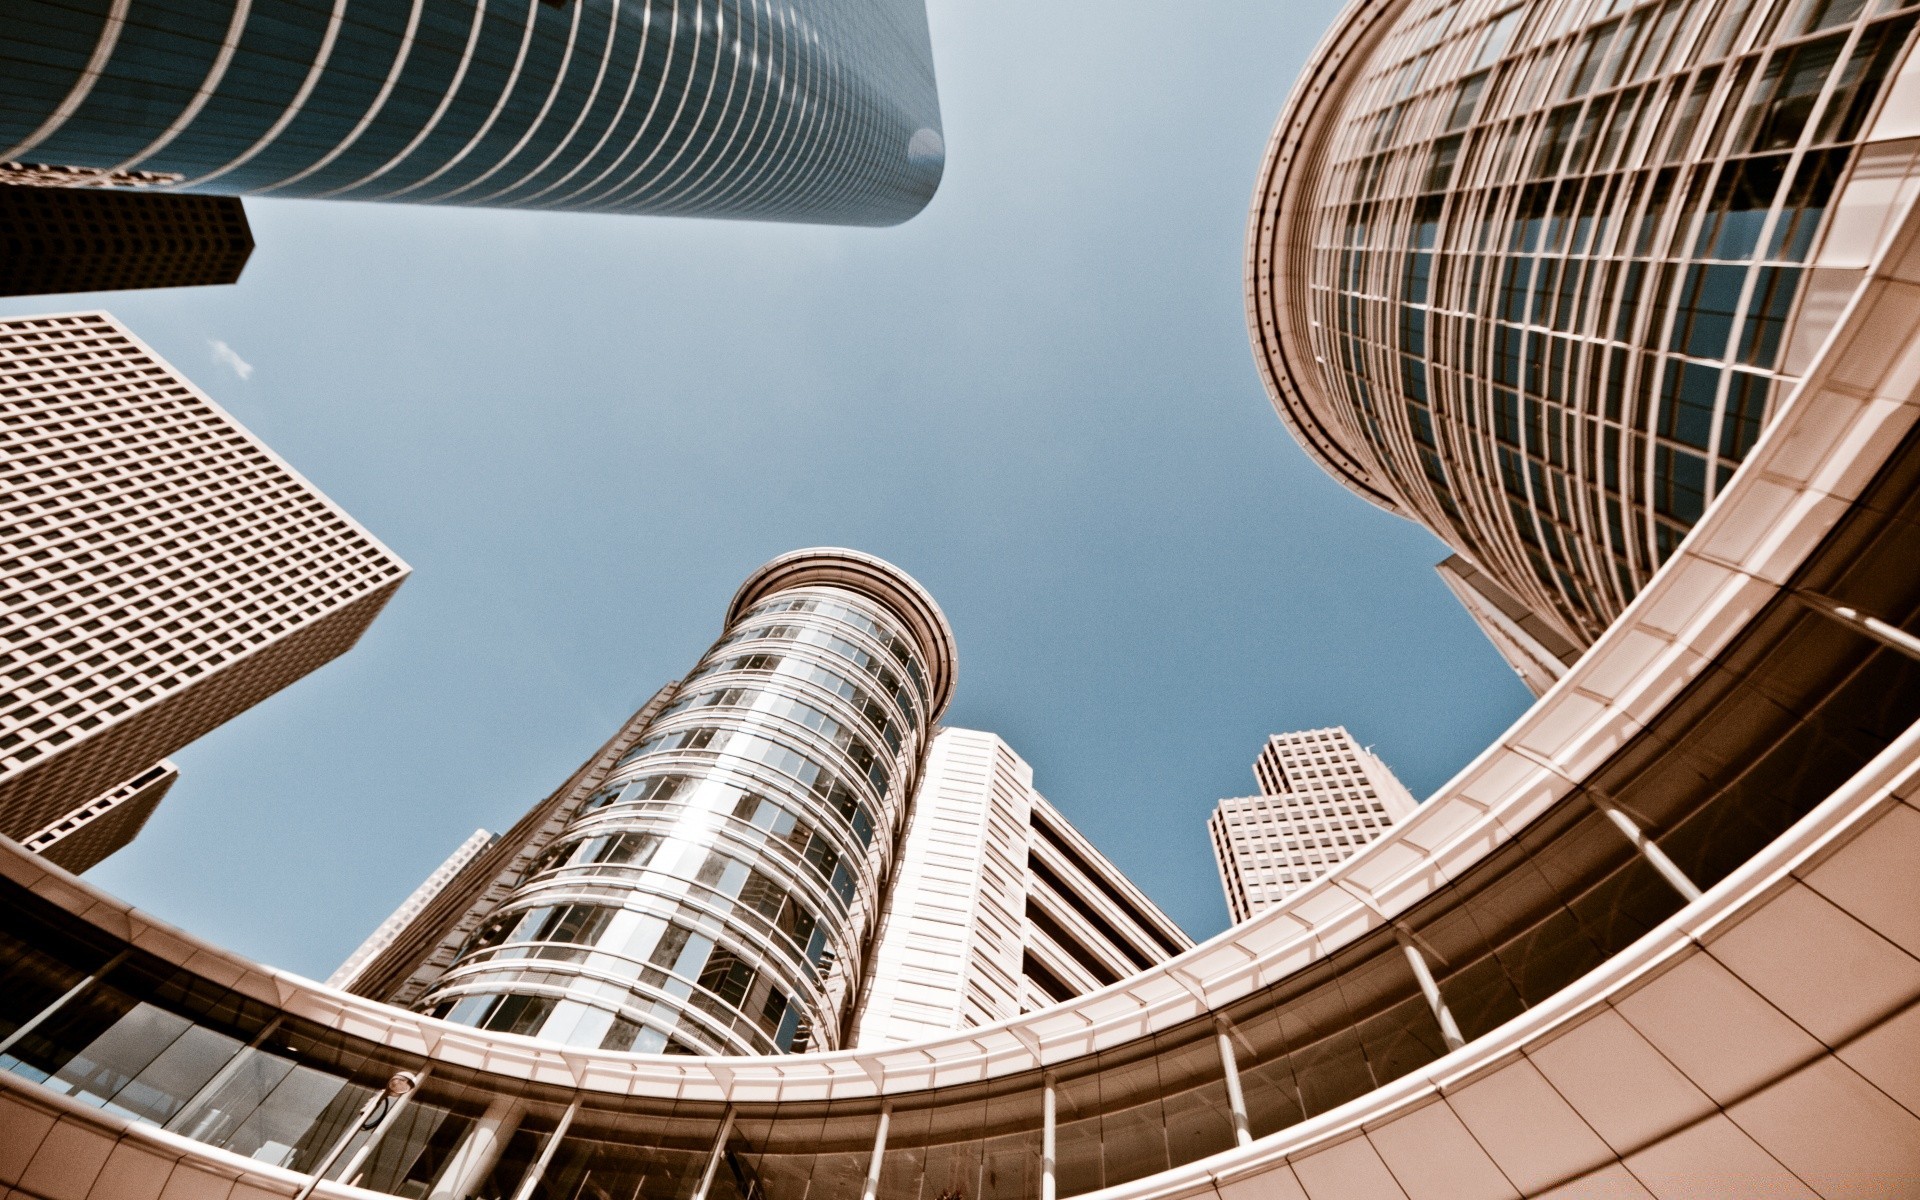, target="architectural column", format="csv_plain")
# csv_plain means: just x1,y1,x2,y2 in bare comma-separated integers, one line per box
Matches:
0,949,127,1058
1589,793,1702,903
1213,1017,1253,1147
168,1017,283,1138
429,1095,525,1200
1395,931,1466,1051
295,1071,427,1200
690,1108,737,1200
508,1101,579,1200
1798,592,1920,661
1041,1073,1058,1200
860,1100,892,1200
